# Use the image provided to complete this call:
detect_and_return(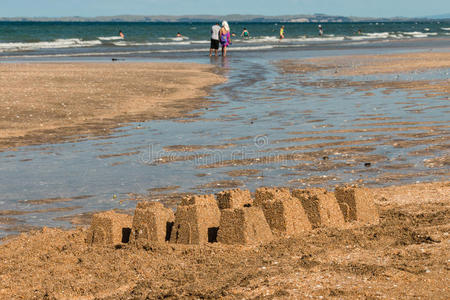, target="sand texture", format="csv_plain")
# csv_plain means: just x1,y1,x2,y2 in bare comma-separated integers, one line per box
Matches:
279,51,450,96
2,182,448,299
0,62,224,150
